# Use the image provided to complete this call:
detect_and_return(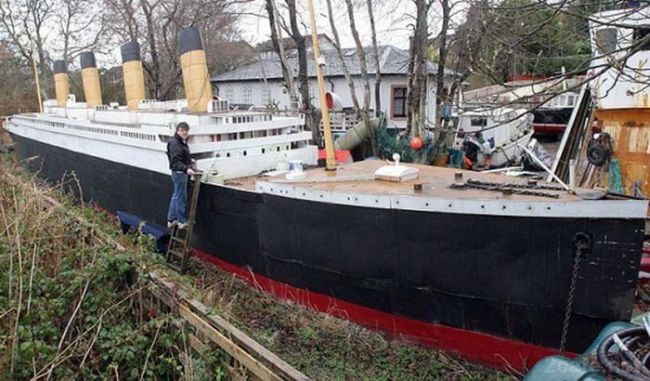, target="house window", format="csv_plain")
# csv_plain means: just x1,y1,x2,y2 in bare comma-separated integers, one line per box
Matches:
242,85,253,104
261,87,272,105
391,86,407,118
470,117,487,127
222,86,234,102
